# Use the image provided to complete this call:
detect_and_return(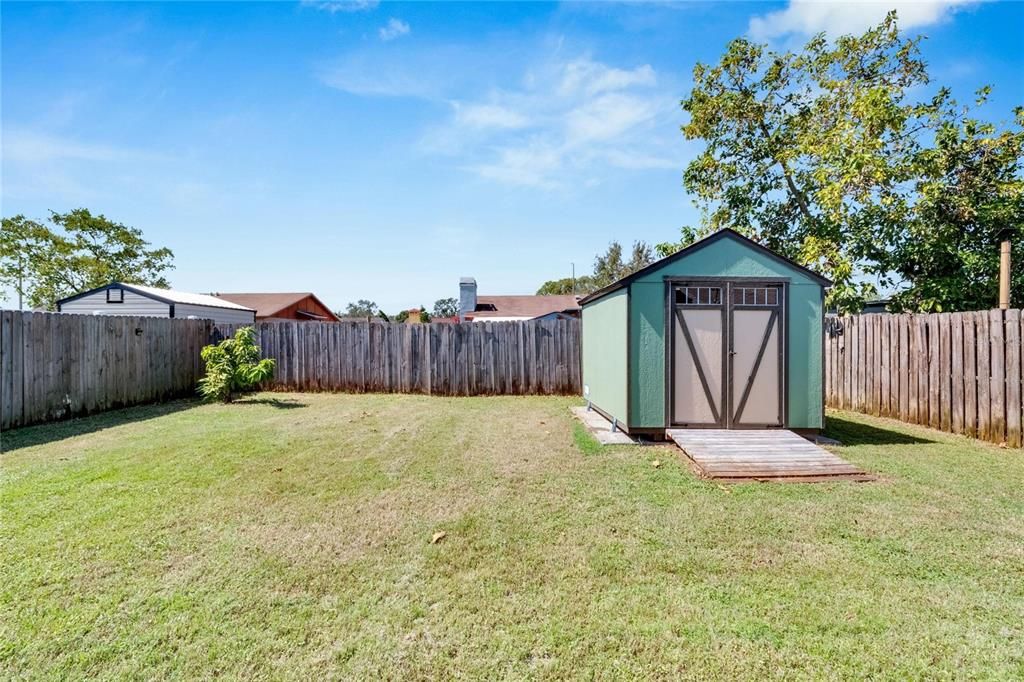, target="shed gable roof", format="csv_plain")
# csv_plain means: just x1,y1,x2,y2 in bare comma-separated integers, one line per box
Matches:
579,229,831,306
57,282,255,312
